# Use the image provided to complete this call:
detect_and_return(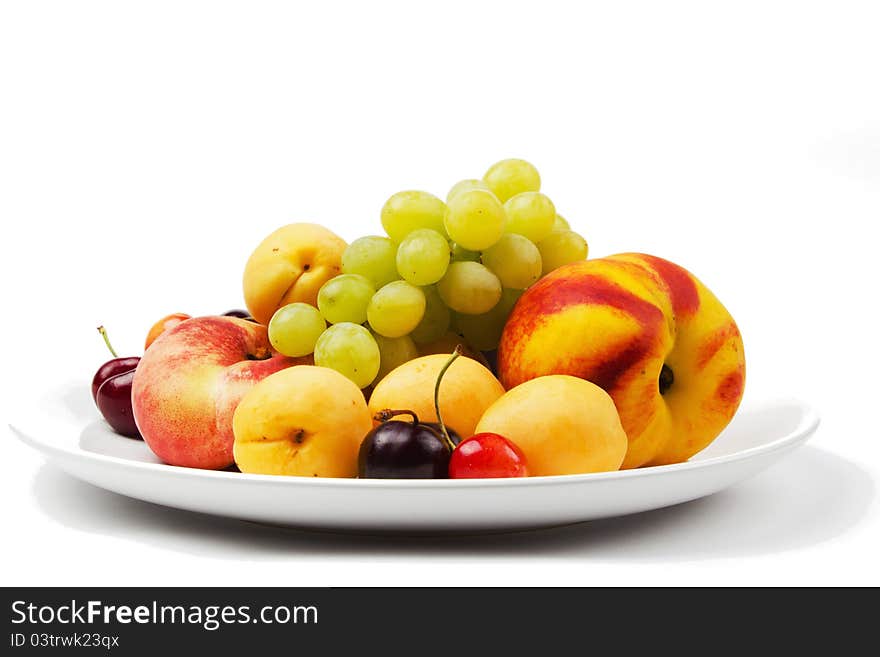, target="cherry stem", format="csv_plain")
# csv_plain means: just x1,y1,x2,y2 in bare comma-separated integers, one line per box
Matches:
373,409,420,425
97,326,118,358
433,346,462,452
